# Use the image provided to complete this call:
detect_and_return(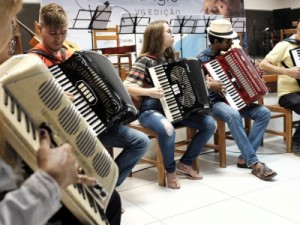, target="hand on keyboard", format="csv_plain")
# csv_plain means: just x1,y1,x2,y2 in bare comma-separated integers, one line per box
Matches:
147,86,165,99
206,76,225,94
37,129,96,189
66,91,75,102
